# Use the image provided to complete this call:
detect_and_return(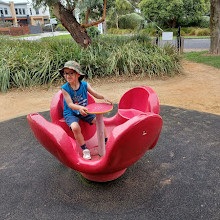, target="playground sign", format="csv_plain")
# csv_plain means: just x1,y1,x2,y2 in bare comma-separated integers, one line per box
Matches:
98,23,103,34
50,18,57,24
162,32,173,40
